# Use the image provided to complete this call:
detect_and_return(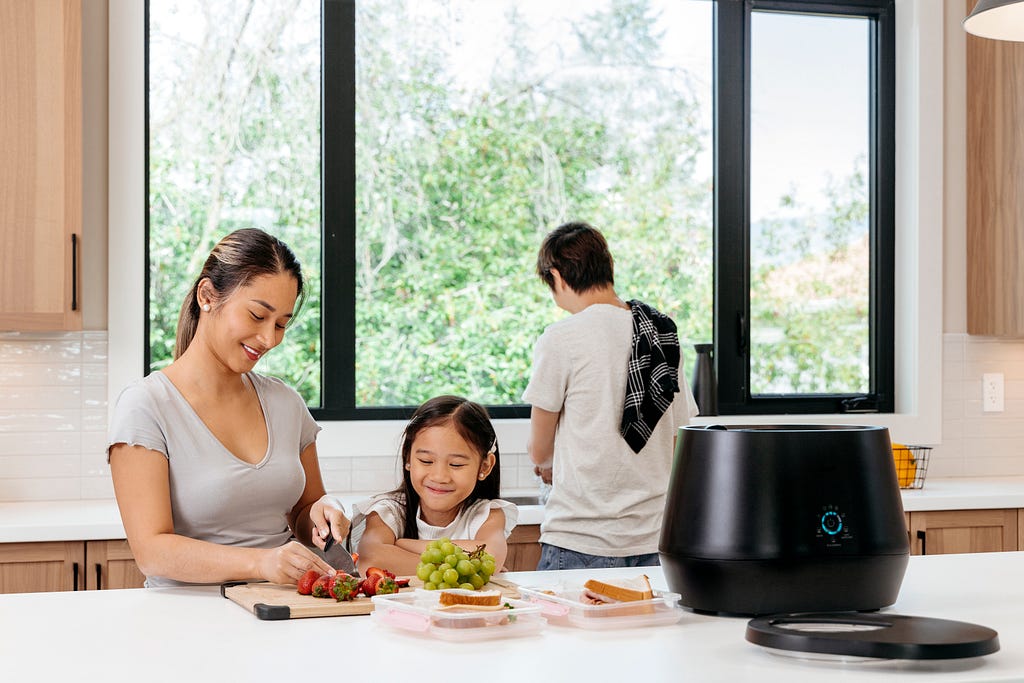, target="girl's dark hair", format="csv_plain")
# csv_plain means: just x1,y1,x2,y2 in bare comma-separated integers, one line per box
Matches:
395,395,501,540
174,228,305,359
536,221,615,293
